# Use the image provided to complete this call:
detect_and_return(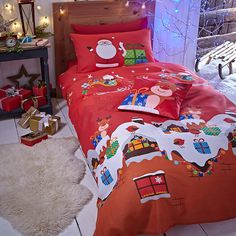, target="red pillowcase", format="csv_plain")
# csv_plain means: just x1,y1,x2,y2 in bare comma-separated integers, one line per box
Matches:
71,17,148,34
70,29,155,73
